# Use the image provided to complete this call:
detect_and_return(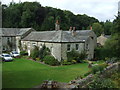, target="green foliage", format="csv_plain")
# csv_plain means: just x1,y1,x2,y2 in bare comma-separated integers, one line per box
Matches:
94,47,112,60
92,22,103,36
103,20,113,35
43,55,60,66
35,58,40,61
67,49,87,63
30,46,39,60
106,57,119,64
84,71,92,77
61,60,72,65
91,64,107,74
20,50,28,56
88,78,115,88
2,2,99,30
104,34,120,58
71,60,77,64
39,45,50,60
